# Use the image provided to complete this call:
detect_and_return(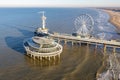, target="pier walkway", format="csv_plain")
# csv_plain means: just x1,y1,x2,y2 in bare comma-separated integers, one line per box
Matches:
49,33,120,52
49,33,120,46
